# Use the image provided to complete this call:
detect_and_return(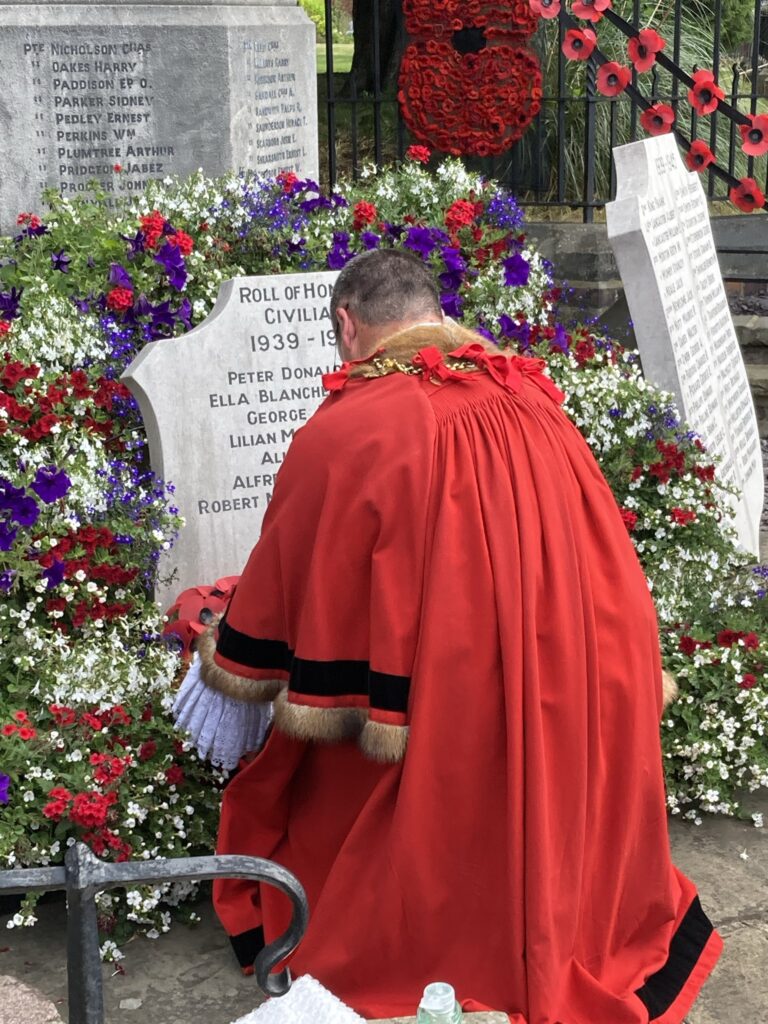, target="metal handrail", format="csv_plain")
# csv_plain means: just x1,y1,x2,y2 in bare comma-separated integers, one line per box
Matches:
0,843,309,1024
